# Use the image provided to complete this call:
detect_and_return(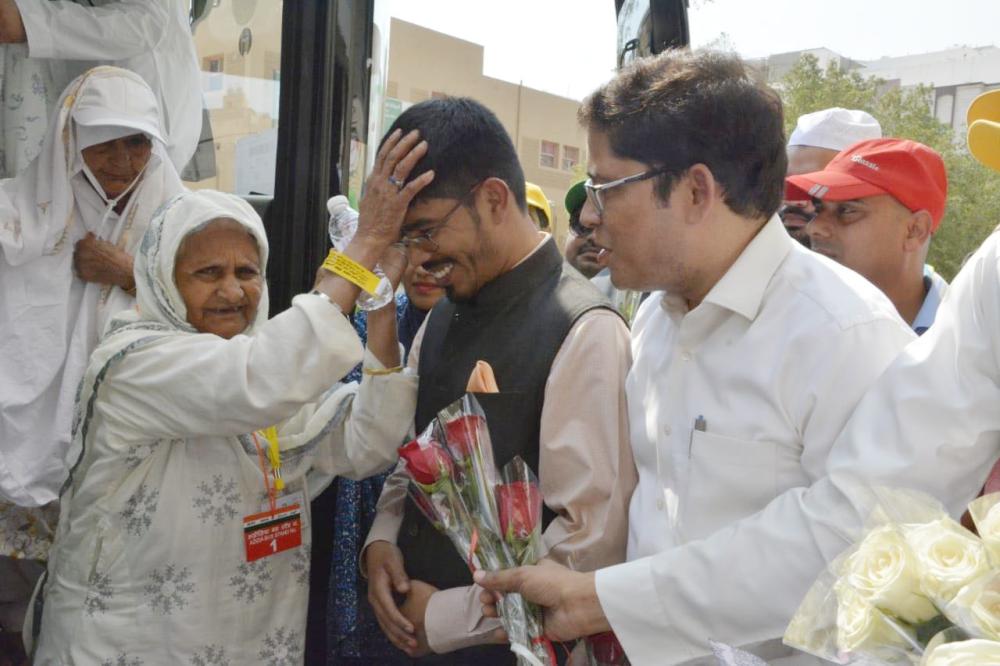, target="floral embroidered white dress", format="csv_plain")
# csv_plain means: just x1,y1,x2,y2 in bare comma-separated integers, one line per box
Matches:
32,191,417,665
